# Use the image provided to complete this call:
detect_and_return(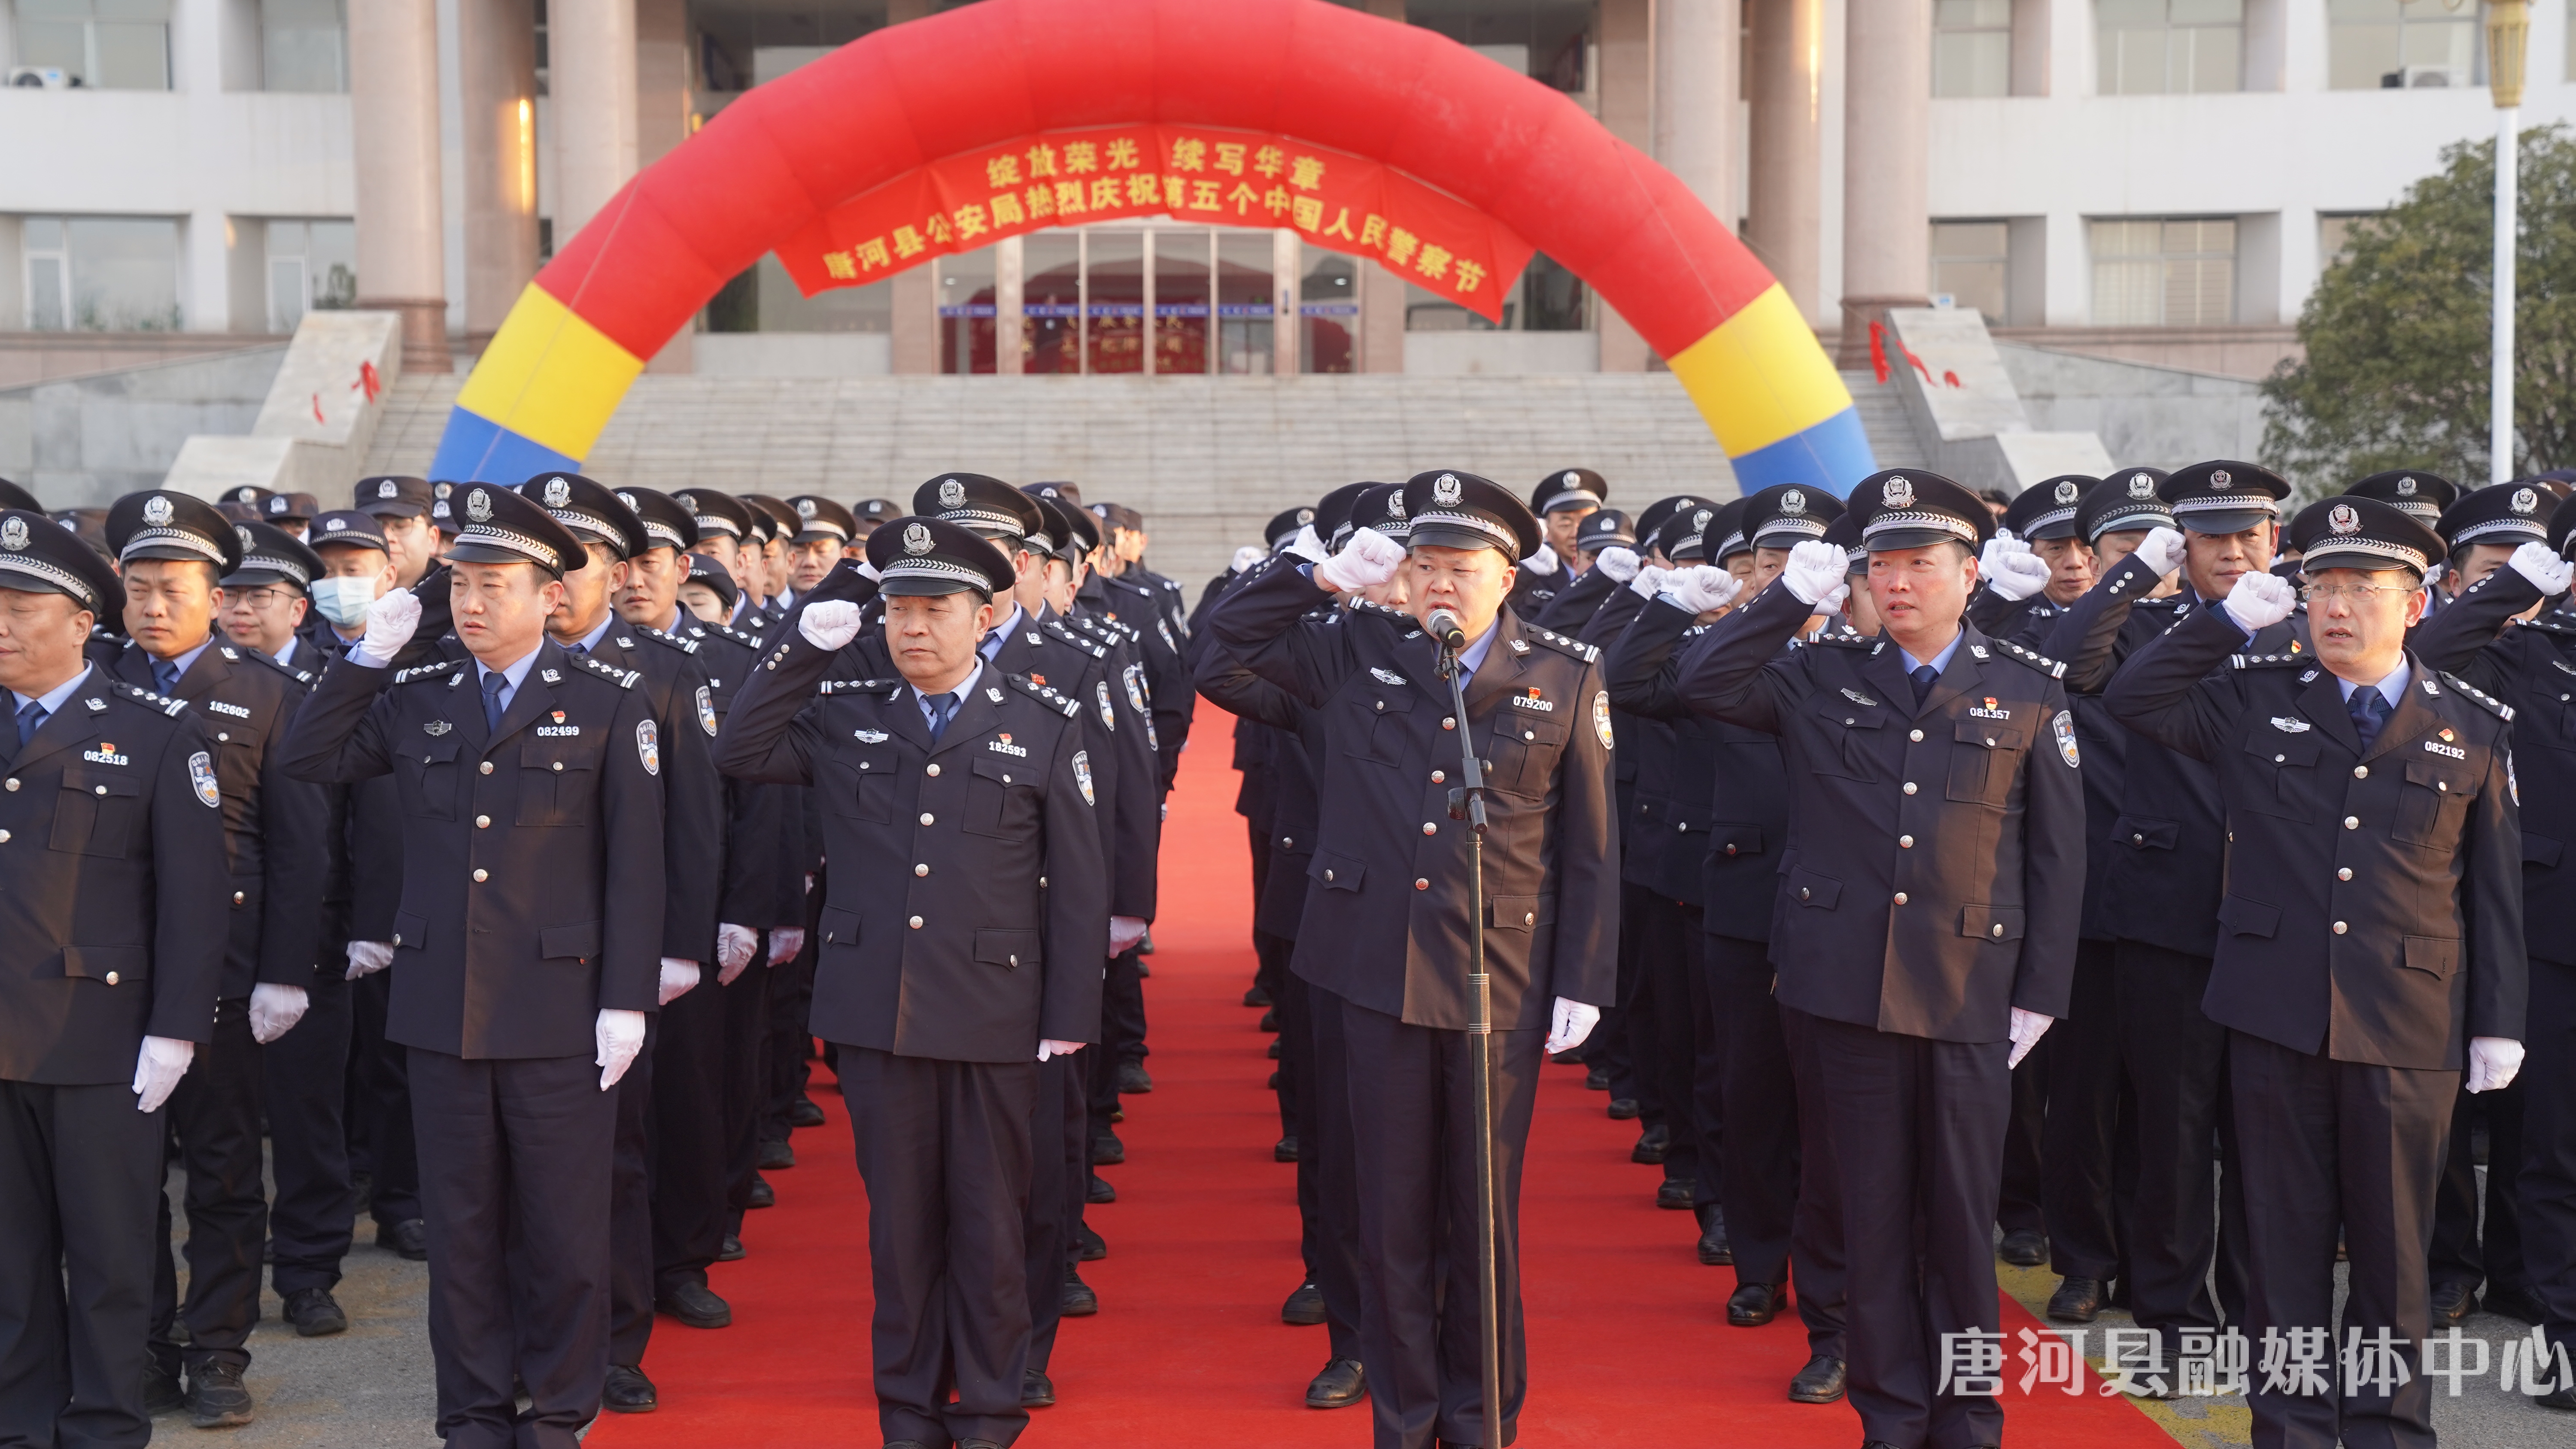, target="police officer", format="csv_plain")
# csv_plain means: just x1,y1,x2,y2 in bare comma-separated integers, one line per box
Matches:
2106,494,2526,1441
0,509,228,1448
280,483,665,1448
852,497,901,540
781,495,859,607
1971,475,2099,646
353,476,442,589
216,521,324,673
1528,508,1636,631
1508,467,1605,616
304,511,399,662
716,515,1106,1449
1206,470,1618,1449
742,496,800,621
1675,470,2084,1449
675,488,761,624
